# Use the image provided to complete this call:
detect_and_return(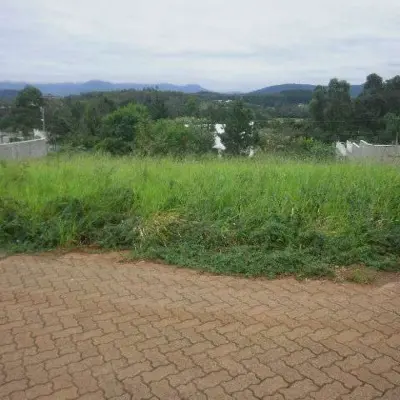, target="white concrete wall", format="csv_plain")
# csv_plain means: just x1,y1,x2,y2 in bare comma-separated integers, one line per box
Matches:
351,143,362,158
358,140,400,160
0,138,48,161
337,140,400,161
336,142,347,156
